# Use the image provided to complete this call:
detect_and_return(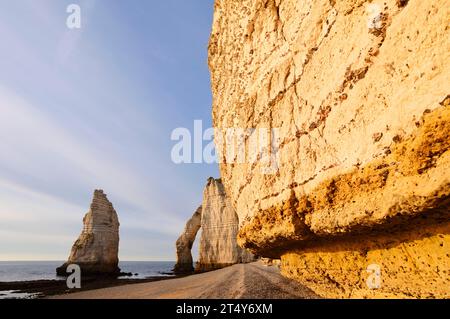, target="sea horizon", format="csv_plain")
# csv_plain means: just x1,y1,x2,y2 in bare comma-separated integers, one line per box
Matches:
0,261,177,283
